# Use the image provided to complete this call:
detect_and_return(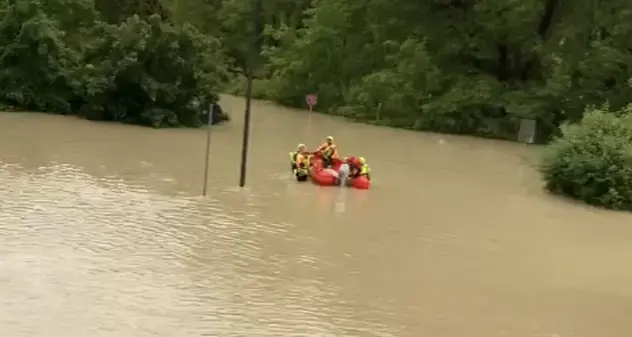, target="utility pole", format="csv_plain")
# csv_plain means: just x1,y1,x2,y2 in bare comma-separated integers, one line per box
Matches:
238,0,263,187
202,104,213,196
